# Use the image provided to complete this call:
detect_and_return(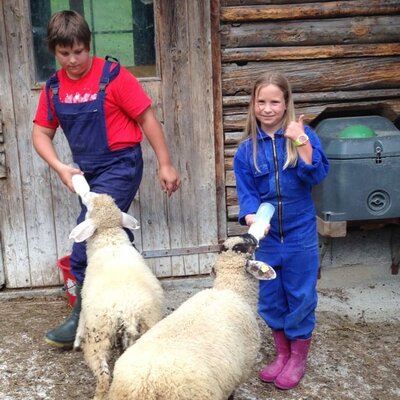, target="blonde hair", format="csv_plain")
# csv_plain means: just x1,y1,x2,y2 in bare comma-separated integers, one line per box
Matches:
244,71,298,170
